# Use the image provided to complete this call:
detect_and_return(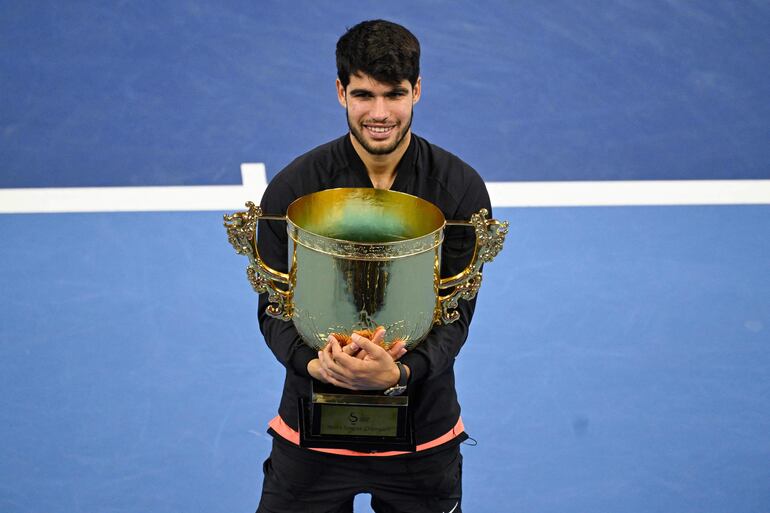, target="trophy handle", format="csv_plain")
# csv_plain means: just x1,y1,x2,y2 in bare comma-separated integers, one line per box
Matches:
436,208,509,324
223,201,292,320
